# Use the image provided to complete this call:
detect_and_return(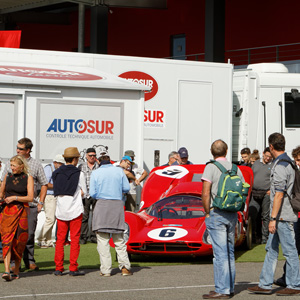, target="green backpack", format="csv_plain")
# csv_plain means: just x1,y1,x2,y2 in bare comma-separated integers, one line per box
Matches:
210,160,250,212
